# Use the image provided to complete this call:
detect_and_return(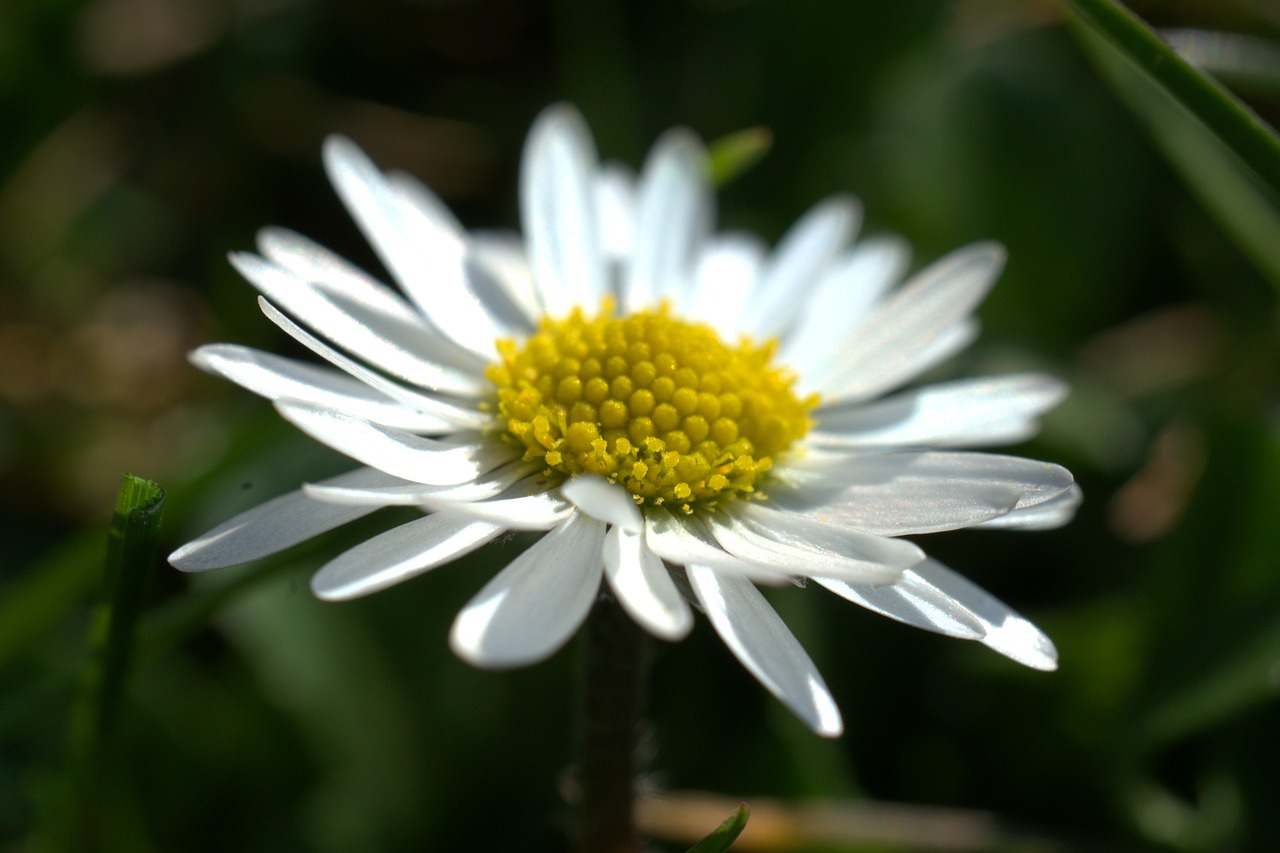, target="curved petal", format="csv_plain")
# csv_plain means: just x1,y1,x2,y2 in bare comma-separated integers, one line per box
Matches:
811,373,1068,449
815,573,986,640
191,344,455,433
706,512,905,585
780,235,910,374
303,460,540,506
739,196,861,337
644,513,791,584
467,231,540,329
687,566,843,737
311,513,504,600
422,489,572,531
806,243,1004,402
623,128,711,311
520,104,605,316
275,400,517,486
322,136,503,359
257,297,489,429
683,233,765,340
234,253,487,395
974,484,1083,530
603,526,693,640
450,513,607,667
169,468,397,571
561,475,642,532
256,226,423,324
595,163,636,261
910,559,1058,670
